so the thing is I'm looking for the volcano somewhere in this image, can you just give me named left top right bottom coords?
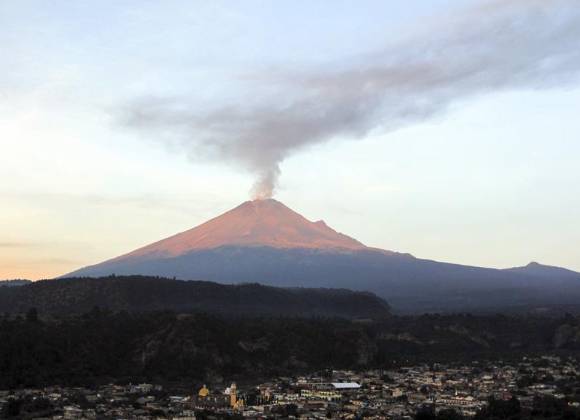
left=116, top=199, right=367, bottom=259
left=66, top=199, right=580, bottom=313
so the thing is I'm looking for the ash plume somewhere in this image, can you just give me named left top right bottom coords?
left=121, top=0, right=580, bottom=199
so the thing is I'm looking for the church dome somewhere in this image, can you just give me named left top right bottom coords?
left=198, top=385, right=210, bottom=398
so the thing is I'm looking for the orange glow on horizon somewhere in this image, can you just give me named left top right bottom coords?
left=0, top=257, right=78, bottom=281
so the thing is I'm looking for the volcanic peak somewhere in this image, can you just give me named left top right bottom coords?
left=116, top=198, right=367, bottom=260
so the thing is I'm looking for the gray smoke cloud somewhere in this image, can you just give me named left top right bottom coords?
left=121, top=0, right=580, bottom=199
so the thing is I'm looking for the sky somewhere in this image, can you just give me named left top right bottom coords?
left=1, top=0, right=580, bottom=279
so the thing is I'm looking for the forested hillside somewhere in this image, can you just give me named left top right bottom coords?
left=2, top=310, right=580, bottom=389
left=0, top=276, right=391, bottom=319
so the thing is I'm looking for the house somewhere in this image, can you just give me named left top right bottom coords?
left=331, top=382, right=361, bottom=391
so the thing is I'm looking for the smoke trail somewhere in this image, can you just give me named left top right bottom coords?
left=121, top=0, right=580, bottom=199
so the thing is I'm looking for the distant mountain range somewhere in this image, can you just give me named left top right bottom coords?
left=505, top=261, right=580, bottom=278
left=0, top=276, right=390, bottom=319
left=65, top=199, right=580, bottom=314
left=0, top=279, right=32, bottom=287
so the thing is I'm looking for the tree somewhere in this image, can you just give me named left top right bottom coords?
left=26, top=307, right=38, bottom=323
left=3, top=398, right=22, bottom=418
left=415, top=405, right=436, bottom=420
left=476, top=396, right=521, bottom=419
left=437, top=408, right=464, bottom=420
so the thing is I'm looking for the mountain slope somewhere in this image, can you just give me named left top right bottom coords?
left=115, top=199, right=366, bottom=261
left=66, top=199, right=580, bottom=314
left=505, top=261, right=580, bottom=279
left=67, top=199, right=404, bottom=280
left=0, top=276, right=391, bottom=319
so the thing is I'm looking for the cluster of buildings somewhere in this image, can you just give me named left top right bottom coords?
left=1, top=356, right=579, bottom=419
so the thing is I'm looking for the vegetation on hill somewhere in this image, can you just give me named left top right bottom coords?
left=0, top=279, right=32, bottom=287
left=0, top=276, right=391, bottom=319
left=1, top=309, right=580, bottom=389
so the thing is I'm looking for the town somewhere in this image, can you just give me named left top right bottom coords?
left=2, top=355, right=580, bottom=419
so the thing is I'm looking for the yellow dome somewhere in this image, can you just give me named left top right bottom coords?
left=198, top=385, right=210, bottom=398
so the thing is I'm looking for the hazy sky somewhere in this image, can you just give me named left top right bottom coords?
left=1, top=0, right=580, bottom=279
